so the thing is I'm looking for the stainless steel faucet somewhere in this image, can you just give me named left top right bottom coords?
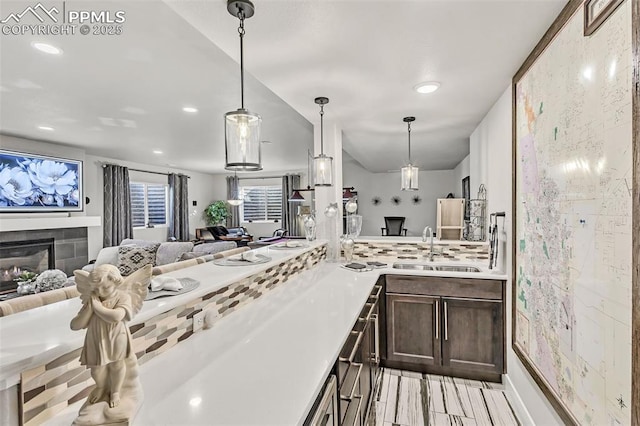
left=422, top=226, right=435, bottom=261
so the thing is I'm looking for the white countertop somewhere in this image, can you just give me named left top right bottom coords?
left=45, top=258, right=507, bottom=426
left=0, top=240, right=326, bottom=389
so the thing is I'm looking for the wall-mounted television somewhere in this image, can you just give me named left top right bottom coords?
left=0, top=150, right=83, bottom=212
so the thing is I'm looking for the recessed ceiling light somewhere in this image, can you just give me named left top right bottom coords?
left=182, top=107, right=198, bottom=113
left=414, top=82, right=440, bottom=94
left=31, top=42, right=62, bottom=55
left=153, top=150, right=163, bottom=154
left=38, top=126, right=54, bottom=131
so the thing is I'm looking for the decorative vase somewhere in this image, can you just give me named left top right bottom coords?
left=341, top=236, right=355, bottom=262
left=345, top=214, right=362, bottom=239
left=16, top=281, right=36, bottom=295
left=303, top=214, right=316, bottom=242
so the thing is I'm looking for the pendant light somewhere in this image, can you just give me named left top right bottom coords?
left=400, top=116, right=419, bottom=191
left=227, top=171, right=243, bottom=206
left=289, top=150, right=315, bottom=202
left=225, top=0, right=262, bottom=171
left=313, top=97, right=333, bottom=187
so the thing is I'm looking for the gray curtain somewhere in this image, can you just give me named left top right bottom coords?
left=103, top=164, right=133, bottom=247
left=169, top=173, right=190, bottom=241
left=282, top=174, right=301, bottom=236
left=226, top=175, right=240, bottom=228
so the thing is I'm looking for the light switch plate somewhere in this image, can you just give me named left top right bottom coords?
left=193, top=311, right=205, bottom=332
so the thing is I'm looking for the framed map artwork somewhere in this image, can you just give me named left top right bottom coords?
left=513, top=0, right=634, bottom=425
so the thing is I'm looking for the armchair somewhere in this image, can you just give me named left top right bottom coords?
left=381, top=216, right=407, bottom=236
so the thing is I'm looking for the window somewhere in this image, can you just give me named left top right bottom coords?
left=240, top=185, right=282, bottom=222
left=130, top=182, right=168, bottom=228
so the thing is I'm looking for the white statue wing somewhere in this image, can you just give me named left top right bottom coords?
left=121, top=264, right=152, bottom=316
left=73, top=270, right=93, bottom=304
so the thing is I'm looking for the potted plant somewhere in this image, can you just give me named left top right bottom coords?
left=204, top=201, right=229, bottom=226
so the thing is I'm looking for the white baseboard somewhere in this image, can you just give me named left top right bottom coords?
left=504, top=373, right=535, bottom=426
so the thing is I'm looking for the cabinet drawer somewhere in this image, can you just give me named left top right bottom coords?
left=386, top=275, right=502, bottom=300
left=342, top=396, right=363, bottom=426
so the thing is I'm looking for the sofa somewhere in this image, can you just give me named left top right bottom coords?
left=83, top=239, right=238, bottom=274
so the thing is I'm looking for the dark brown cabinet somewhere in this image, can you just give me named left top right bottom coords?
left=384, top=275, right=505, bottom=382
left=441, top=298, right=503, bottom=374
left=335, top=283, right=382, bottom=426
left=386, top=294, right=440, bottom=366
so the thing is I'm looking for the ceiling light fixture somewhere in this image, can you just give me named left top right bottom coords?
left=414, top=82, right=440, bottom=94
left=313, top=97, right=333, bottom=187
left=183, top=107, right=198, bottom=113
left=342, top=187, right=356, bottom=200
left=224, top=0, right=262, bottom=171
left=153, top=150, right=163, bottom=154
left=227, top=171, right=243, bottom=206
left=401, top=116, right=419, bottom=191
left=289, top=149, right=315, bottom=203
left=31, top=42, right=62, bottom=55
left=37, top=126, right=54, bottom=131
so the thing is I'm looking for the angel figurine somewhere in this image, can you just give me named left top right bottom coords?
left=71, top=264, right=151, bottom=410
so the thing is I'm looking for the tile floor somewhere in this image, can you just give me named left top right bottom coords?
left=369, top=369, right=520, bottom=426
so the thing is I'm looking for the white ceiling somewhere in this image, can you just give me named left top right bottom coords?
left=0, top=0, right=567, bottom=175
left=0, top=0, right=313, bottom=174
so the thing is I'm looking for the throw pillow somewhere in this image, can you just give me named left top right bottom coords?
left=117, top=244, right=160, bottom=276
left=177, top=251, right=198, bottom=262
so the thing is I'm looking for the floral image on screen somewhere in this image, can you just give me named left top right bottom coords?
left=0, top=150, right=83, bottom=212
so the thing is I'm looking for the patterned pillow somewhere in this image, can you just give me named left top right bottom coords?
left=117, top=244, right=160, bottom=276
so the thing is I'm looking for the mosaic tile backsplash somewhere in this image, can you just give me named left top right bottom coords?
left=352, top=241, right=489, bottom=261
left=19, top=245, right=327, bottom=425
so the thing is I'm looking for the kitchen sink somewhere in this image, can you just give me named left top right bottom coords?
left=434, top=266, right=481, bottom=272
left=391, top=263, right=481, bottom=273
left=392, top=263, right=433, bottom=270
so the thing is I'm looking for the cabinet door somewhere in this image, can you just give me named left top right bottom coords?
left=441, top=298, right=503, bottom=374
left=386, top=294, right=440, bottom=365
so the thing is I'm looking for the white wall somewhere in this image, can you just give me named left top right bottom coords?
left=0, top=134, right=225, bottom=259
left=453, top=154, right=470, bottom=196
left=342, top=157, right=457, bottom=237
left=471, top=87, right=562, bottom=425
left=84, top=154, right=223, bottom=258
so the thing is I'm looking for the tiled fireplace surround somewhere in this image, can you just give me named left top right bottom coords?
left=0, top=228, right=89, bottom=278
left=15, top=242, right=488, bottom=424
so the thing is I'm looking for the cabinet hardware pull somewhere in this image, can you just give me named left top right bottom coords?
left=340, top=363, right=363, bottom=401
left=372, top=313, right=379, bottom=364
left=435, top=300, right=439, bottom=340
left=444, top=301, right=448, bottom=341
left=339, top=331, right=364, bottom=363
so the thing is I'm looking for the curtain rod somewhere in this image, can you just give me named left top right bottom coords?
left=102, top=163, right=190, bottom=179
left=236, top=175, right=290, bottom=180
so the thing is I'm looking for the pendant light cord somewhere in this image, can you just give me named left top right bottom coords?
left=407, top=121, right=412, bottom=163
left=237, top=11, right=246, bottom=109
left=319, top=104, right=325, bottom=155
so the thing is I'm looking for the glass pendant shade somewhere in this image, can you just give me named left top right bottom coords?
left=288, top=190, right=305, bottom=202
left=227, top=198, right=243, bottom=206
left=401, top=164, right=419, bottom=191
left=314, top=154, right=333, bottom=187
left=225, top=109, right=262, bottom=171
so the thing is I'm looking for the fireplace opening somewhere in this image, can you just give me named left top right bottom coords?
left=0, top=238, right=55, bottom=294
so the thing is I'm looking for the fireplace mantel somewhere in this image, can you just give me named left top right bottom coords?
left=0, top=216, right=101, bottom=232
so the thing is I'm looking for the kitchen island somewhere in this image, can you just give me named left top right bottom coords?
left=3, top=239, right=507, bottom=425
